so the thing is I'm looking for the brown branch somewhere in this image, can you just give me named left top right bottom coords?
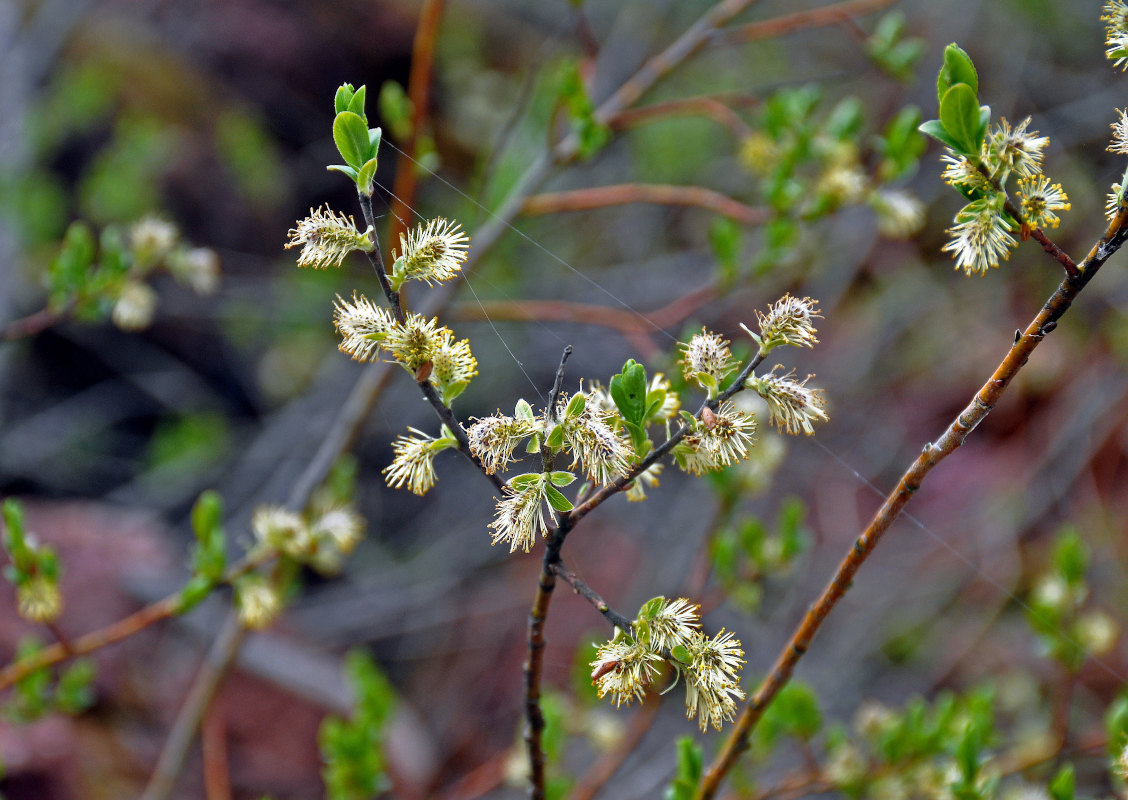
left=609, top=96, right=754, bottom=139
left=449, top=284, right=718, bottom=358
left=715, top=0, right=899, bottom=46
left=1, top=306, right=64, bottom=342
left=521, top=4, right=763, bottom=794
left=202, top=702, right=232, bottom=800
left=549, top=562, right=633, bottom=631
left=522, top=184, right=769, bottom=226
left=140, top=615, right=244, bottom=800
left=694, top=207, right=1128, bottom=800
left=388, top=0, right=445, bottom=249
left=592, top=0, right=761, bottom=127
left=0, top=556, right=263, bottom=691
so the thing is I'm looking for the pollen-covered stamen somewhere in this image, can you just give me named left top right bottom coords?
left=384, top=428, right=444, bottom=495
left=286, top=205, right=373, bottom=269
left=467, top=414, right=536, bottom=474
left=391, top=217, right=470, bottom=288
left=683, top=629, right=746, bottom=732
left=590, top=637, right=663, bottom=708
left=750, top=294, right=822, bottom=353
left=488, top=477, right=552, bottom=553
left=334, top=292, right=396, bottom=362
left=562, top=400, right=633, bottom=485
left=941, top=197, right=1017, bottom=276
left=748, top=368, right=828, bottom=436
left=680, top=328, right=735, bottom=393
left=986, top=117, right=1049, bottom=180
left=1017, top=175, right=1070, bottom=230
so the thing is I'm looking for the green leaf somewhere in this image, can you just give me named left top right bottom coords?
left=347, top=85, right=367, bottom=122
left=644, top=389, right=667, bottom=421
left=334, top=84, right=356, bottom=115
left=368, top=127, right=383, bottom=158
left=549, top=471, right=577, bottom=487
left=441, top=381, right=469, bottom=407
left=327, top=164, right=359, bottom=181
left=191, top=490, right=223, bottom=544
left=708, top=218, right=741, bottom=284
left=333, top=111, right=371, bottom=170
left=976, top=105, right=991, bottom=150
left=564, top=393, right=587, bottom=418
left=939, top=84, right=981, bottom=154
left=176, top=575, right=216, bottom=614
left=544, top=485, right=574, bottom=512
left=1049, top=765, right=1075, bottom=800
left=670, top=645, right=693, bottom=664
left=509, top=474, right=541, bottom=490
left=1053, top=526, right=1088, bottom=585
left=937, top=43, right=978, bottom=106
left=637, top=596, right=666, bottom=621
left=356, top=157, right=378, bottom=197
left=525, top=433, right=541, bottom=453
left=622, top=420, right=648, bottom=455
left=515, top=399, right=535, bottom=420
left=546, top=424, right=565, bottom=450
left=609, top=360, right=648, bottom=424
left=378, top=80, right=414, bottom=141
left=825, top=97, right=864, bottom=140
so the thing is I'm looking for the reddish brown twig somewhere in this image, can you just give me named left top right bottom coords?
left=694, top=207, right=1128, bottom=799
left=1, top=306, right=64, bottom=342
left=522, top=183, right=769, bottom=226
left=388, top=0, right=445, bottom=249
left=202, top=703, right=232, bottom=800
left=450, top=284, right=718, bottom=359
left=609, top=96, right=754, bottom=139
left=715, top=0, right=898, bottom=46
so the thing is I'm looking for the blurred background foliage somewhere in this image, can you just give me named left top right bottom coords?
left=2, top=0, right=1128, bottom=798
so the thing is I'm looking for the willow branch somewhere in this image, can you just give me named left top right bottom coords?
left=521, top=183, right=769, bottom=226
left=609, top=96, right=754, bottom=139
left=0, top=552, right=265, bottom=691
left=388, top=0, right=445, bottom=249
left=1, top=306, right=65, bottom=342
left=449, top=284, right=717, bottom=352
left=714, top=0, right=898, bottom=46
left=695, top=206, right=1128, bottom=800
left=549, top=561, right=633, bottom=631
left=139, top=615, right=244, bottom=800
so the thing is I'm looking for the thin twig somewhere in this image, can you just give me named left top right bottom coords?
left=449, top=284, right=718, bottom=359
left=140, top=615, right=244, bottom=800
left=714, top=0, right=897, bottom=46
left=0, top=306, right=64, bottom=342
left=609, top=96, right=754, bottom=139
left=388, top=0, right=446, bottom=250
left=549, top=346, right=574, bottom=413
left=694, top=207, right=1128, bottom=799
left=0, top=555, right=263, bottom=691
left=550, top=561, right=633, bottom=631
left=522, top=183, right=769, bottom=226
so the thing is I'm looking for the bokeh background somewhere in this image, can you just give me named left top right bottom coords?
left=2, top=0, right=1128, bottom=798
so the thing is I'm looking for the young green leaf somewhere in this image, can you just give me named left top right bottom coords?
left=334, top=84, right=356, bottom=115
left=937, top=43, right=978, bottom=105
left=333, top=111, right=371, bottom=170
left=347, top=85, right=367, bottom=122
left=939, top=84, right=981, bottom=154
left=564, top=392, right=587, bottom=418
left=546, top=424, right=565, bottom=451
left=1048, top=764, right=1075, bottom=800
left=544, top=485, right=574, bottom=512
left=637, top=596, right=666, bottom=621
left=609, top=360, right=648, bottom=424
left=549, top=471, right=577, bottom=487
left=356, top=157, right=379, bottom=197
